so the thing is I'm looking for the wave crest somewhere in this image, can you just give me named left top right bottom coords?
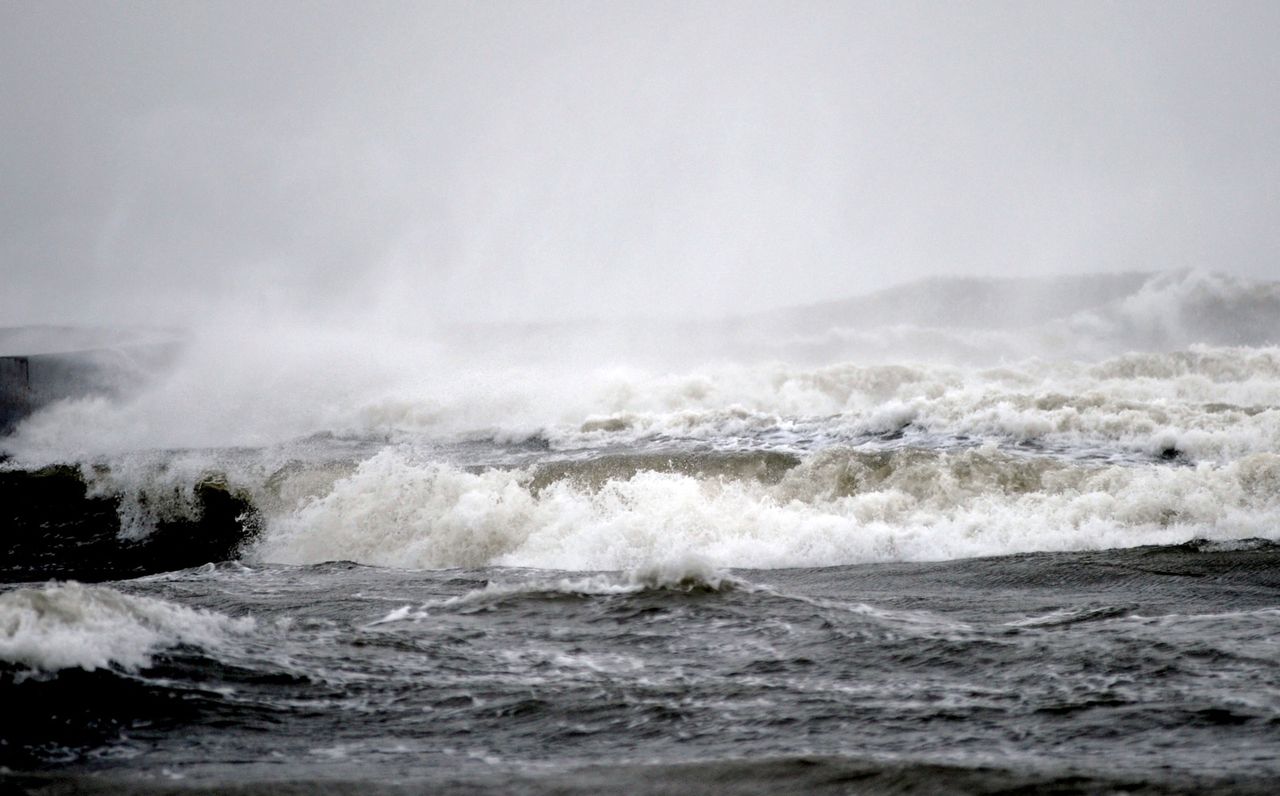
left=252, top=448, right=1280, bottom=571
left=0, top=582, right=251, bottom=675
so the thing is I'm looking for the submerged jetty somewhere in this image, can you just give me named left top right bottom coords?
left=0, top=326, right=182, bottom=434
left=0, top=465, right=258, bottom=583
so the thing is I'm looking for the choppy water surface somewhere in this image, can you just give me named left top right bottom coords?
left=3, top=273, right=1280, bottom=793
left=4, top=545, right=1280, bottom=794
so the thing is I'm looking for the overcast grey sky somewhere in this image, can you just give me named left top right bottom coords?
left=2, top=1, right=1277, bottom=326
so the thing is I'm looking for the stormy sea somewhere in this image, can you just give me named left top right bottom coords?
left=3, top=271, right=1280, bottom=795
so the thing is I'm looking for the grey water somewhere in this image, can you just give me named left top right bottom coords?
left=5, top=539, right=1280, bottom=795
left=6, top=4, right=1280, bottom=793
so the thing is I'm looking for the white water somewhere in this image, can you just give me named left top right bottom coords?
left=3, top=271, right=1278, bottom=571
left=249, top=446, right=1280, bottom=571
left=0, top=582, right=251, bottom=674
left=4, top=271, right=1277, bottom=457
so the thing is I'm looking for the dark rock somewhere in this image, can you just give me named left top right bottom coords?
left=0, top=466, right=258, bottom=583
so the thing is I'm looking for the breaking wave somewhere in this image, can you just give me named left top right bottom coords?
left=0, top=582, right=251, bottom=675
left=515, top=344, right=1280, bottom=462
left=4, top=270, right=1278, bottom=456
left=4, top=270, right=1278, bottom=575
left=251, top=447, right=1280, bottom=571
left=373, top=557, right=744, bottom=623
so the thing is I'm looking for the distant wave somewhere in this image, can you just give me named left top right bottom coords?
left=757, top=269, right=1280, bottom=362
left=354, top=344, right=1280, bottom=462
left=4, top=269, right=1278, bottom=455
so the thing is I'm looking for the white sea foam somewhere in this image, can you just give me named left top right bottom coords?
left=521, top=345, right=1280, bottom=461
left=5, top=272, right=1277, bottom=568
left=5, top=271, right=1277, bottom=461
left=252, top=447, right=1280, bottom=571
left=0, top=582, right=252, bottom=674
left=5, top=342, right=1278, bottom=557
